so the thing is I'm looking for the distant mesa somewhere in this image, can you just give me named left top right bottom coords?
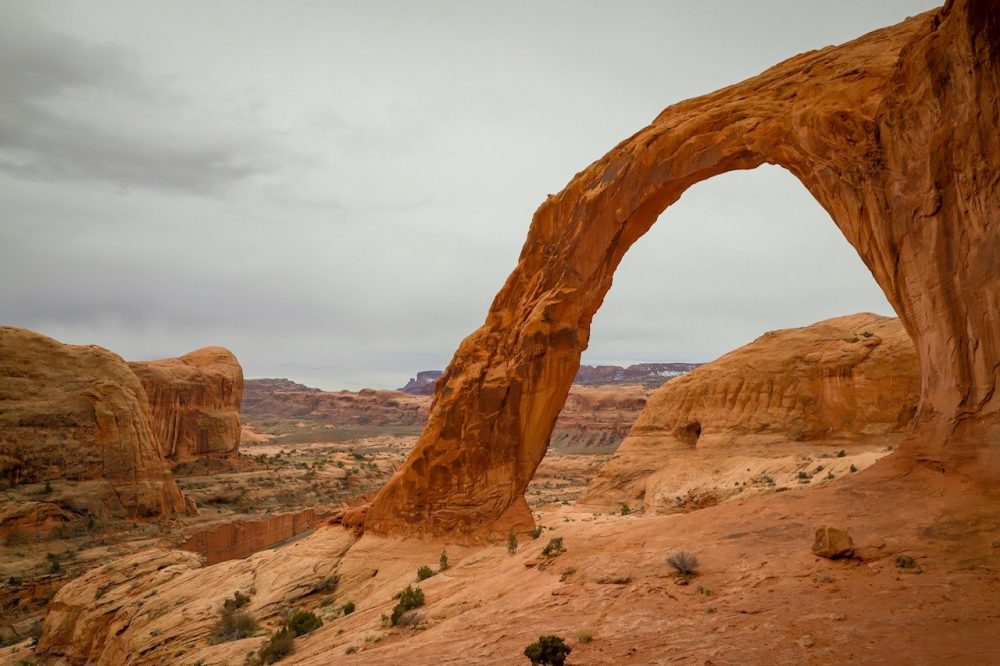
left=398, top=370, right=444, bottom=395
left=398, top=363, right=699, bottom=395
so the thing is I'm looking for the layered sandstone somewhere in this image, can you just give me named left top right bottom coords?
left=129, top=347, right=244, bottom=461
left=178, top=509, right=318, bottom=565
left=351, top=0, right=1000, bottom=540
left=0, top=327, right=186, bottom=518
left=580, top=314, right=919, bottom=511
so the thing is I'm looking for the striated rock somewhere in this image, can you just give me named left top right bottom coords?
left=354, top=0, right=1000, bottom=540
left=129, top=347, right=244, bottom=461
left=812, top=527, right=855, bottom=559
left=178, top=509, right=318, bottom=565
left=579, top=314, right=918, bottom=510
left=36, top=527, right=354, bottom=665
left=550, top=383, right=652, bottom=450
left=0, top=327, right=186, bottom=518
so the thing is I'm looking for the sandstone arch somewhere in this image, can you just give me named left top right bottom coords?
left=350, top=0, right=999, bottom=539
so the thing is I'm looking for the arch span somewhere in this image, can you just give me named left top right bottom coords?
left=348, top=0, right=999, bottom=539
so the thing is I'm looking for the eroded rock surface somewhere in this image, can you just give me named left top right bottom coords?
left=0, top=327, right=186, bottom=518
left=129, top=347, right=244, bottom=462
left=580, top=314, right=918, bottom=511
left=355, top=0, right=1000, bottom=540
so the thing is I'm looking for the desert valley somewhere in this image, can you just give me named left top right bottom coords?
left=1, top=1, right=999, bottom=664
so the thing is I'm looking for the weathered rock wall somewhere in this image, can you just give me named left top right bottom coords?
left=0, top=327, right=186, bottom=518
left=178, top=509, right=318, bottom=565
left=129, top=347, right=243, bottom=462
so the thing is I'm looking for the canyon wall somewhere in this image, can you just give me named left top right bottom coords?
left=0, top=327, right=186, bottom=518
left=349, top=0, right=1000, bottom=540
left=580, top=314, right=919, bottom=511
left=129, top=347, right=243, bottom=462
left=178, top=509, right=318, bottom=565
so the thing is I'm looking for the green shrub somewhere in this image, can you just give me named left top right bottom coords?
left=287, top=609, right=322, bottom=637
left=541, top=537, right=564, bottom=557
left=528, top=526, right=543, bottom=539
left=798, top=471, right=808, bottom=480
left=390, top=585, right=425, bottom=626
left=211, top=607, right=259, bottom=643
left=507, top=529, right=519, bottom=555
left=836, top=449, right=847, bottom=457
left=342, top=601, right=355, bottom=615
left=223, top=591, right=251, bottom=611
left=439, top=548, right=449, bottom=571
left=524, top=635, right=572, bottom=665
left=416, top=565, right=435, bottom=581
left=894, top=554, right=917, bottom=569
left=256, top=627, right=294, bottom=664
left=850, top=464, right=858, bottom=473
left=666, top=551, right=699, bottom=577
left=620, top=503, right=631, bottom=516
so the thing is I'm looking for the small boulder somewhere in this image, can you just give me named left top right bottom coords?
left=812, top=526, right=854, bottom=559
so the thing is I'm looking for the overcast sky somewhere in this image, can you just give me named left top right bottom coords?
left=1, top=1, right=939, bottom=390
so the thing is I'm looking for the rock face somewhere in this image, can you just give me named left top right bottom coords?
left=0, top=327, right=186, bottom=518
left=240, top=377, right=321, bottom=413
left=178, top=509, right=318, bottom=565
left=350, top=1, right=1000, bottom=540
left=398, top=370, right=444, bottom=395
left=580, top=314, right=918, bottom=510
left=129, top=347, right=243, bottom=462
left=550, top=383, right=652, bottom=450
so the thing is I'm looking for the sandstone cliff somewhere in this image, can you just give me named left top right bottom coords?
left=0, top=327, right=186, bottom=518
left=580, top=314, right=919, bottom=511
left=242, top=382, right=430, bottom=426
left=129, top=347, right=243, bottom=462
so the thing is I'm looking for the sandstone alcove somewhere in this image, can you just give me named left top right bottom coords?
left=344, top=0, right=999, bottom=540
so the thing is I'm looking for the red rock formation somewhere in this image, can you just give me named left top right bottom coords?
left=0, top=327, right=186, bottom=518
left=129, top=347, right=243, bottom=462
left=580, top=314, right=918, bottom=510
left=353, top=0, right=1000, bottom=540
left=178, top=509, right=318, bottom=565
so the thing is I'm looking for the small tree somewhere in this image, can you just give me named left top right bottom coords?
left=507, top=529, right=519, bottom=555
left=417, top=565, right=435, bottom=581
left=287, top=609, right=322, bottom=637
left=541, top=537, right=565, bottom=557
left=390, top=585, right=425, bottom=626
left=439, top=548, right=449, bottom=571
left=255, top=628, right=294, bottom=664
left=524, top=635, right=572, bottom=666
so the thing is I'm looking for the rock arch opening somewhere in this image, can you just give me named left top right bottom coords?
left=344, top=0, right=1000, bottom=540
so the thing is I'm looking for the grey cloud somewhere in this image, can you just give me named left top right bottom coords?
left=0, top=14, right=273, bottom=195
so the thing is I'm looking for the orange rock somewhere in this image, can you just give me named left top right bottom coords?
left=361, top=0, right=1000, bottom=540
left=0, top=327, right=186, bottom=518
left=580, top=314, right=918, bottom=510
left=129, top=347, right=243, bottom=461
left=812, top=526, right=855, bottom=559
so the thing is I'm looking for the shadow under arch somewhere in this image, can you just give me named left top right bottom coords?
left=345, top=1, right=1000, bottom=540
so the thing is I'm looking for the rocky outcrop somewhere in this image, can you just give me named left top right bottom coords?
left=179, top=509, right=318, bottom=565
left=0, top=327, right=186, bottom=518
left=129, top=347, right=243, bottom=462
left=350, top=0, right=1000, bottom=540
left=551, top=383, right=652, bottom=450
left=36, top=528, right=352, bottom=665
left=398, top=371, right=444, bottom=395
left=579, top=314, right=919, bottom=510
